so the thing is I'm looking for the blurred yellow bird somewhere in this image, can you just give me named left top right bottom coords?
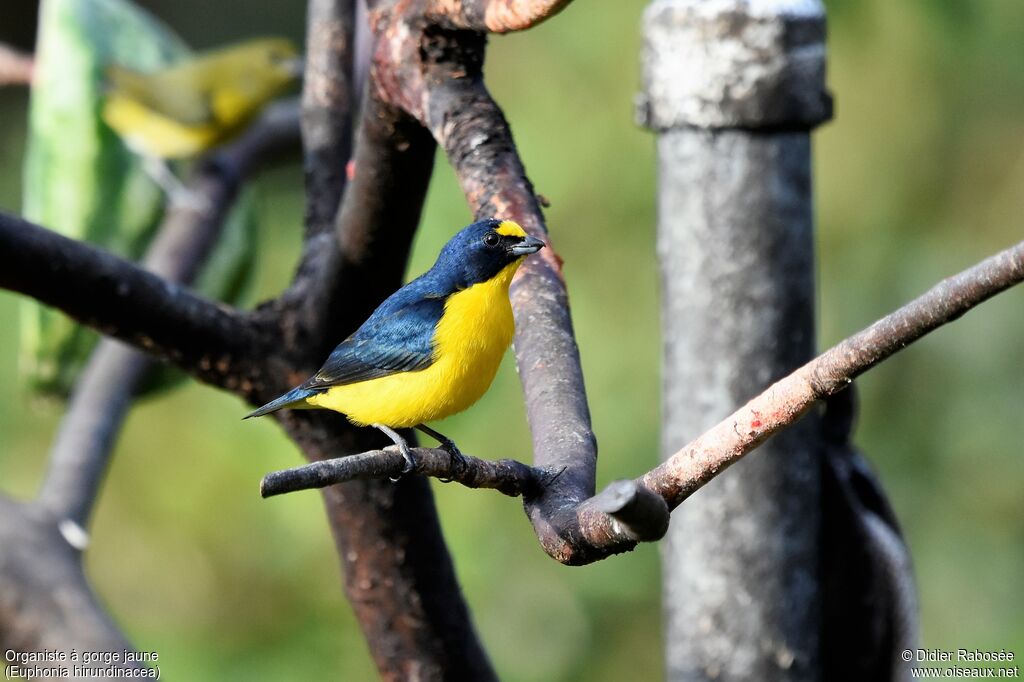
left=102, top=37, right=301, bottom=160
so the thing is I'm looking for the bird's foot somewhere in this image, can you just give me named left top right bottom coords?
left=415, top=424, right=467, bottom=483
left=167, top=186, right=213, bottom=215
left=372, top=423, right=415, bottom=481
left=141, top=155, right=211, bottom=215
left=438, top=441, right=469, bottom=484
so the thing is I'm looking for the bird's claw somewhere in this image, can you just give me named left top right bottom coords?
left=437, top=439, right=467, bottom=484
left=400, top=443, right=416, bottom=475
left=373, top=423, right=416, bottom=482
left=388, top=441, right=416, bottom=482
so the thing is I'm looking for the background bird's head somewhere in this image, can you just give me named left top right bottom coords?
left=222, top=37, right=303, bottom=94
left=434, top=219, right=545, bottom=289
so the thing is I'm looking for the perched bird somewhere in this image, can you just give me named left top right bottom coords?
left=246, top=219, right=545, bottom=472
left=102, top=38, right=301, bottom=195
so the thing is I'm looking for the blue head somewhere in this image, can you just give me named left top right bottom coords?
left=430, top=219, right=545, bottom=289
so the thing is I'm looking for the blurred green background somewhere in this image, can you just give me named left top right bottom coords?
left=1, top=0, right=1022, bottom=679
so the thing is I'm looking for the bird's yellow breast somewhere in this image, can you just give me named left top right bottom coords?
left=103, top=95, right=222, bottom=159
left=307, top=259, right=523, bottom=427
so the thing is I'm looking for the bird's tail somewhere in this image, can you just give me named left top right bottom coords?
left=244, top=386, right=318, bottom=419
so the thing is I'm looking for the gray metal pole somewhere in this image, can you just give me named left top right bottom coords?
left=639, top=1, right=831, bottom=680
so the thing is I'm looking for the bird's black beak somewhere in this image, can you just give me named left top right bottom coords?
left=509, top=235, right=545, bottom=257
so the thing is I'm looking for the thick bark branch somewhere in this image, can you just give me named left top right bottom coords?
left=326, top=97, right=437, bottom=342
left=427, top=0, right=574, bottom=32
left=400, top=30, right=601, bottom=561
left=278, top=94, right=437, bottom=356
left=301, top=0, right=355, bottom=236
left=0, top=211, right=257, bottom=386
left=427, top=84, right=601, bottom=553
left=0, top=499, right=143, bottom=675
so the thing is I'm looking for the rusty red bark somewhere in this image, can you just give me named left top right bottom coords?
left=426, top=0, right=573, bottom=32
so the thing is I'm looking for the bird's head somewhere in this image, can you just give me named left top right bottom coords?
left=257, top=38, right=305, bottom=79
left=223, top=38, right=303, bottom=92
left=435, top=219, right=546, bottom=288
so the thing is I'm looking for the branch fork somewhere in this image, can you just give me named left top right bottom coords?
left=261, top=237, right=1024, bottom=564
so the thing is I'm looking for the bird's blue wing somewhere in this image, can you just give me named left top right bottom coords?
left=304, top=294, right=446, bottom=388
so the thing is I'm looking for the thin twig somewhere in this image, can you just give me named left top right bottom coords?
left=261, top=447, right=544, bottom=498
left=645, top=238, right=1024, bottom=510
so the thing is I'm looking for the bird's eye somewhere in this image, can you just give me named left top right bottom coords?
left=483, top=232, right=501, bottom=248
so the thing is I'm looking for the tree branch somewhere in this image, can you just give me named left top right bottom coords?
left=35, top=342, right=150, bottom=531
left=0, top=211, right=257, bottom=386
left=0, top=498, right=144, bottom=675
left=275, top=412, right=498, bottom=680
left=261, top=446, right=546, bottom=498
left=260, top=237, right=1024, bottom=563
left=643, top=238, right=1024, bottom=510
left=415, top=29, right=600, bottom=562
left=426, top=0, right=575, bottom=33
left=275, top=0, right=357, bottom=348
left=276, top=1, right=431, bottom=356
left=301, top=0, right=355, bottom=237
left=277, top=93, right=436, bottom=357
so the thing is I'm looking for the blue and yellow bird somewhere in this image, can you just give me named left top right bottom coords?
left=245, top=218, right=545, bottom=470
